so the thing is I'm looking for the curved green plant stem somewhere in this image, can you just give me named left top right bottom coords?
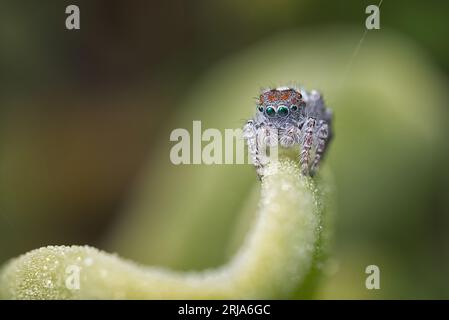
left=0, top=158, right=329, bottom=299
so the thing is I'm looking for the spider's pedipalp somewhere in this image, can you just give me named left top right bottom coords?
left=279, top=123, right=301, bottom=148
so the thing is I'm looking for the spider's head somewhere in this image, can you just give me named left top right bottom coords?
left=256, top=87, right=305, bottom=124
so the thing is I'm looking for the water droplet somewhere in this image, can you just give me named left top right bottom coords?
left=84, top=257, right=93, bottom=266
left=44, top=279, right=54, bottom=288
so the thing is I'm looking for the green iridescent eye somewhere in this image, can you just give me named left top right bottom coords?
left=277, top=105, right=289, bottom=117
left=291, top=105, right=298, bottom=111
left=266, top=106, right=276, bottom=117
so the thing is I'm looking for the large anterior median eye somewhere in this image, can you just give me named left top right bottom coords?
left=266, top=106, right=276, bottom=117
left=277, top=105, right=289, bottom=117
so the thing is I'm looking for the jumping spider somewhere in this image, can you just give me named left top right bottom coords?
left=243, top=86, right=333, bottom=177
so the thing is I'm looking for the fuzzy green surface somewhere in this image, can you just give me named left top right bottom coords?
left=0, top=159, right=328, bottom=299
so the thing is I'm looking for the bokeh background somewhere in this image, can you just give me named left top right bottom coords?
left=1, top=0, right=448, bottom=299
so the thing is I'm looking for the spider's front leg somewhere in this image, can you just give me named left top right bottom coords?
left=243, top=120, right=277, bottom=179
left=310, top=120, right=330, bottom=176
left=299, top=117, right=316, bottom=175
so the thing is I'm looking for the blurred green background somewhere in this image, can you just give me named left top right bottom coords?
left=0, top=0, right=448, bottom=299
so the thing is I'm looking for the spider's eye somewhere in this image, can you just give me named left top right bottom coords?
left=258, top=106, right=264, bottom=112
left=266, top=106, right=276, bottom=117
left=277, top=105, right=289, bottom=117
left=290, top=105, right=298, bottom=111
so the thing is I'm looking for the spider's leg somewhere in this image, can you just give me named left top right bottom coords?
left=300, top=117, right=316, bottom=175
left=310, top=120, right=329, bottom=176
left=256, top=123, right=279, bottom=178
left=243, top=120, right=267, bottom=179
